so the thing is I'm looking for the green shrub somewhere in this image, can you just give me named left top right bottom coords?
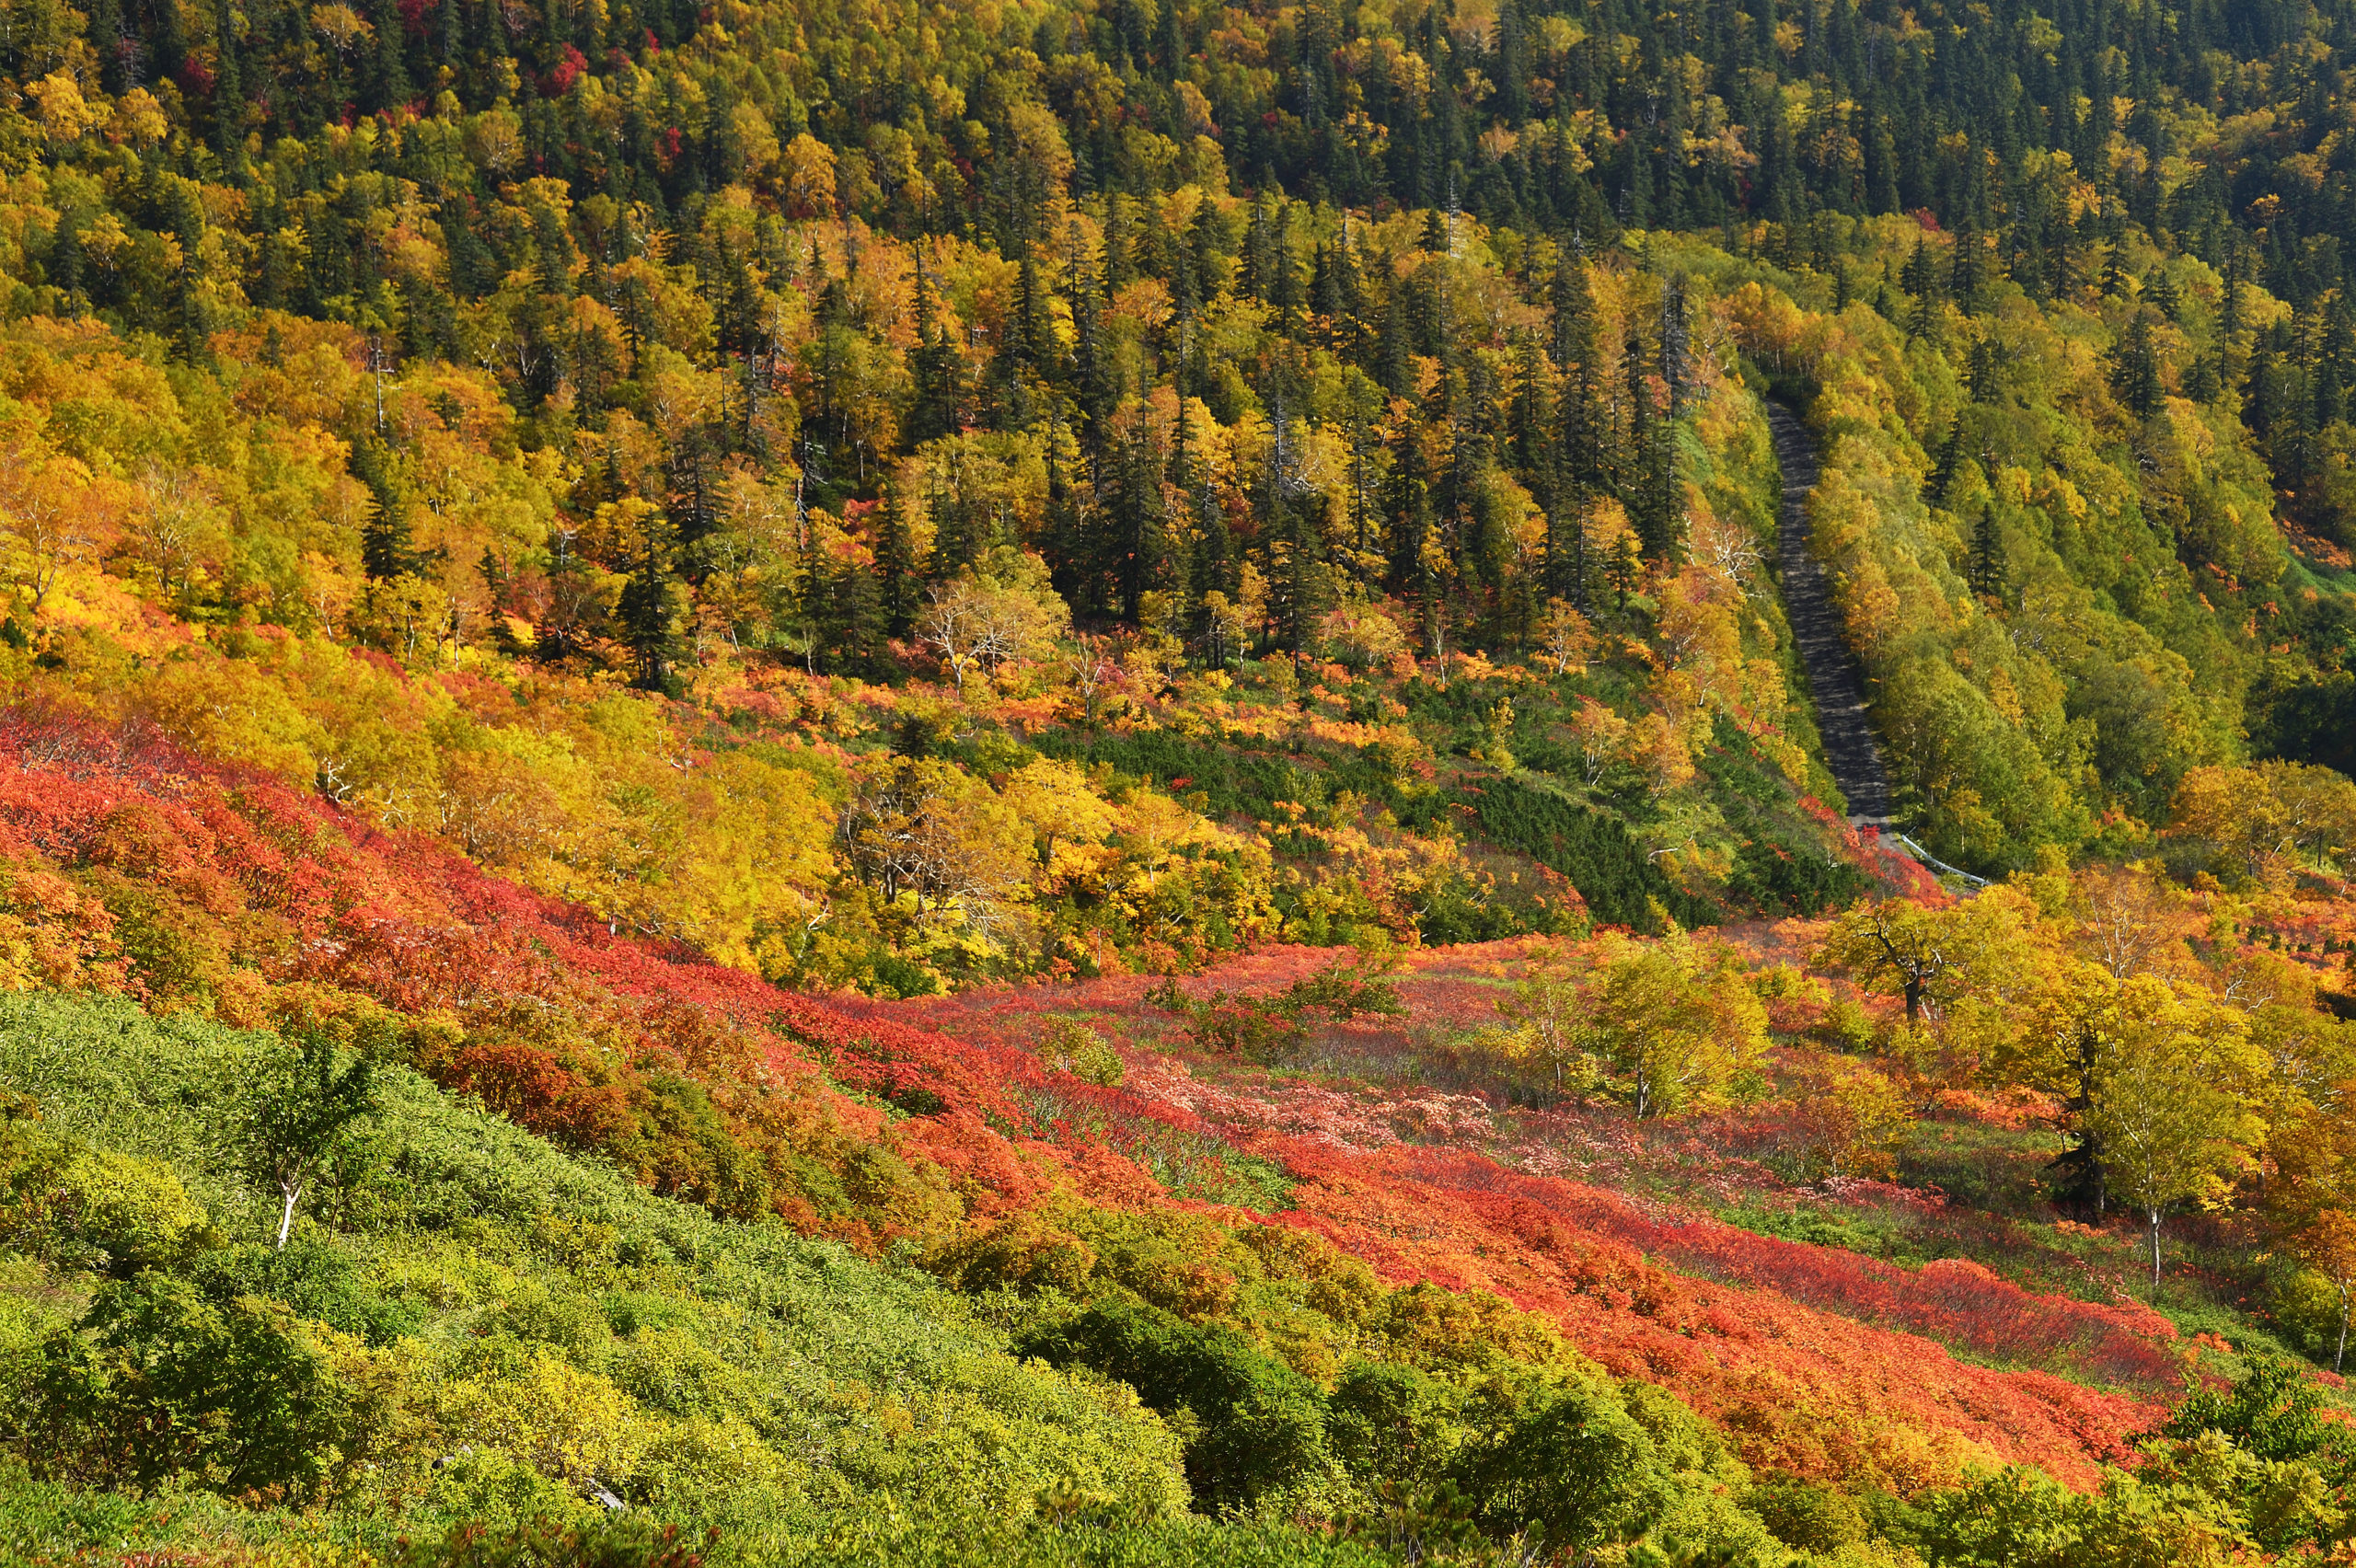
left=25, top=1273, right=365, bottom=1500
left=394, top=1517, right=716, bottom=1568
left=1461, top=777, right=1716, bottom=932
left=1447, top=1374, right=1663, bottom=1552
left=1745, top=1478, right=1867, bottom=1551
left=2163, top=1353, right=2347, bottom=1468
left=1019, top=1301, right=1334, bottom=1513
left=1327, top=1361, right=1465, bottom=1493
left=769, top=1508, right=1400, bottom=1567
left=1727, top=834, right=1872, bottom=917
left=0, top=1122, right=218, bottom=1277
left=1036, top=1018, right=1126, bottom=1088
left=197, top=1238, right=428, bottom=1345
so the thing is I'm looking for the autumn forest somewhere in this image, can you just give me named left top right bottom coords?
left=6, top=0, right=2356, bottom=1561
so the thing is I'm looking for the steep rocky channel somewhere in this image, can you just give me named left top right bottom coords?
left=1767, top=400, right=1898, bottom=827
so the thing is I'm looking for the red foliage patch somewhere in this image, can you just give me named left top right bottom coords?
left=0, top=704, right=2172, bottom=1487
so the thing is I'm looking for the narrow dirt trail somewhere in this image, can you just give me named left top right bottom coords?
left=1767, top=400, right=1897, bottom=827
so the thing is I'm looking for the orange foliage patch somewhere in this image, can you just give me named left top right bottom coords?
left=0, top=703, right=2176, bottom=1489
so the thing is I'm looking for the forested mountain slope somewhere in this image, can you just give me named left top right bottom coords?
left=5, top=0, right=2356, bottom=1562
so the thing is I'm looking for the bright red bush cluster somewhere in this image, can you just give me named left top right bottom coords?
left=1261, top=1141, right=2161, bottom=1488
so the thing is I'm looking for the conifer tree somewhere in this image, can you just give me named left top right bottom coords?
left=1553, top=249, right=1603, bottom=562
left=2110, top=313, right=2165, bottom=421
left=618, top=510, right=685, bottom=692
left=353, top=440, right=410, bottom=582
left=1112, top=423, right=1170, bottom=624
left=1903, top=239, right=1941, bottom=340
left=1926, top=423, right=1963, bottom=506
left=1658, top=274, right=1692, bottom=420
left=875, top=485, right=923, bottom=640
left=1377, top=285, right=1412, bottom=397
left=1510, top=335, right=1552, bottom=483
left=908, top=263, right=962, bottom=444
left=1968, top=334, right=2001, bottom=403
left=815, top=542, right=882, bottom=676
left=1624, top=348, right=1674, bottom=560
left=1385, top=422, right=1433, bottom=596
left=1269, top=202, right=1305, bottom=332
left=1950, top=217, right=1983, bottom=310
left=1969, top=504, right=2004, bottom=602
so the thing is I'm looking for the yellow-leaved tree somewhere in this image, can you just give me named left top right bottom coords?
left=834, top=756, right=1031, bottom=947
left=921, top=548, right=1071, bottom=696
left=2062, top=974, right=2268, bottom=1286
left=1576, top=934, right=1768, bottom=1120
left=2268, top=1109, right=2356, bottom=1369
left=1492, top=962, right=1591, bottom=1095
left=997, top=758, right=1119, bottom=893
left=1817, top=889, right=2045, bottom=1102
left=1815, top=889, right=2041, bottom=1027
left=2168, top=761, right=2356, bottom=888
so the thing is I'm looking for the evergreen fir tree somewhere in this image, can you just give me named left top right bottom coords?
left=874, top=485, right=922, bottom=640
left=819, top=545, right=883, bottom=676
left=1950, top=217, right=1983, bottom=310
left=1549, top=242, right=1590, bottom=372
left=1969, top=503, right=2004, bottom=601
left=1419, top=207, right=1449, bottom=254
left=1926, top=422, right=1962, bottom=505
left=1378, top=283, right=1412, bottom=397
left=1190, top=199, right=1225, bottom=306
left=1510, top=335, right=1552, bottom=484
left=353, top=439, right=410, bottom=582
left=212, top=0, right=243, bottom=166
left=370, top=0, right=411, bottom=111
left=1192, top=474, right=1231, bottom=605
left=1625, top=349, right=1674, bottom=559
left=1241, top=198, right=1270, bottom=303
left=1311, top=240, right=1342, bottom=347
left=1608, top=530, right=1642, bottom=611
left=1903, top=239, right=1941, bottom=340
left=1553, top=249, right=1601, bottom=512
left=1968, top=333, right=2001, bottom=403
left=1153, top=0, right=1181, bottom=78
left=1334, top=226, right=1366, bottom=361
left=2109, top=312, right=2165, bottom=421
left=1659, top=274, right=1692, bottom=419
left=1113, top=424, right=1170, bottom=624
left=1545, top=487, right=1585, bottom=607
left=618, top=511, right=685, bottom=692
left=1270, top=202, right=1303, bottom=333
left=908, top=262, right=962, bottom=444
left=1384, top=422, right=1433, bottom=594
left=1015, top=252, right=1051, bottom=373
left=1103, top=194, right=1135, bottom=288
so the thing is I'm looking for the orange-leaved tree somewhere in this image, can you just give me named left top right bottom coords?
left=2267, top=1106, right=2356, bottom=1370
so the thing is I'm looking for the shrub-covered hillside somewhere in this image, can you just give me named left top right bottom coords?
left=6, top=0, right=2356, bottom=1560
left=6, top=694, right=2356, bottom=1565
